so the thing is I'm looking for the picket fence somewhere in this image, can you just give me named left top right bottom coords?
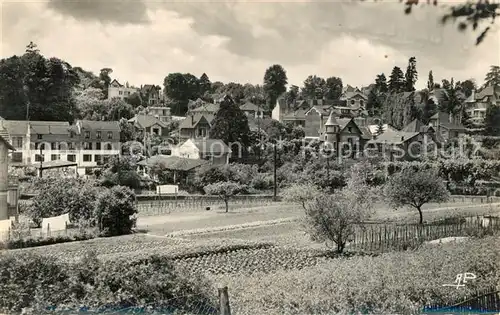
left=423, top=286, right=500, bottom=314
left=347, top=215, right=500, bottom=252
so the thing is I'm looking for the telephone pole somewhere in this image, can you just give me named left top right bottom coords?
left=273, top=143, right=277, bottom=201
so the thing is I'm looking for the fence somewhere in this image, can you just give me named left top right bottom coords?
left=424, top=286, right=500, bottom=313
left=0, top=221, right=82, bottom=243
left=449, top=195, right=500, bottom=203
left=136, top=196, right=279, bottom=216
left=347, top=215, right=500, bottom=252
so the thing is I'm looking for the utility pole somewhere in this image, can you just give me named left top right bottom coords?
left=273, top=143, right=277, bottom=201
left=39, top=146, right=43, bottom=178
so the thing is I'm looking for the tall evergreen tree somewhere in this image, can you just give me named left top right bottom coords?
left=388, top=67, right=405, bottom=93
left=404, top=57, right=418, bottom=92
left=210, top=95, right=250, bottom=148
left=375, top=73, right=388, bottom=93
left=366, top=90, right=383, bottom=116
left=427, top=71, right=434, bottom=91
left=263, top=64, right=288, bottom=110
left=483, top=65, right=500, bottom=88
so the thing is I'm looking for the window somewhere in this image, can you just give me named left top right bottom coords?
left=96, top=131, right=101, bottom=139
left=68, top=142, right=75, bottom=150
left=67, top=154, right=76, bottom=162
left=83, top=154, right=92, bottom=162
left=51, top=142, right=57, bottom=150
left=152, top=128, right=160, bottom=135
left=12, top=137, right=23, bottom=149
left=69, top=132, right=74, bottom=138
left=350, top=100, right=355, bottom=105
left=348, top=127, right=353, bottom=133
left=37, top=134, right=42, bottom=140
left=39, top=143, right=45, bottom=150
left=107, top=131, right=113, bottom=140
left=94, top=155, right=102, bottom=164
left=51, top=154, right=60, bottom=161
left=84, top=131, right=90, bottom=139
left=83, top=142, right=92, bottom=150
left=11, top=152, right=22, bottom=162
left=35, top=154, right=44, bottom=162
left=105, top=143, right=113, bottom=150
left=119, top=91, right=123, bottom=95
left=95, top=142, right=101, bottom=150
left=360, top=100, right=364, bottom=106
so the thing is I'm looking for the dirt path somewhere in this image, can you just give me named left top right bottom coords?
left=138, top=201, right=500, bottom=236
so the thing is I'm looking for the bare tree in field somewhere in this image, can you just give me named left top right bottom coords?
left=384, top=168, right=450, bottom=224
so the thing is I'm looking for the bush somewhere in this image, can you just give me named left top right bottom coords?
left=0, top=231, right=98, bottom=250
left=94, top=186, right=138, bottom=236
left=222, top=237, right=499, bottom=315
left=25, top=178, right=99, bottom=227
left=0, top=252, right=217, bottom=315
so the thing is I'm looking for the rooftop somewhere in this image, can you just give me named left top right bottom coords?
left=190, top=139, right=232, bottom=154
left=137, top=155, right=209, bottom=172
left=129, top=115, right=167, bottom=129
left=372, top=130, right=420, bottom=144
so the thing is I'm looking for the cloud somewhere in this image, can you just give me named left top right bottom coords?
left=47, top=0, right=150, bottom=25
left=0, top=0, right=498, bottom=91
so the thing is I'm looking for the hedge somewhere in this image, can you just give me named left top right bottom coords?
left=384, top=159, right=500, bottom=184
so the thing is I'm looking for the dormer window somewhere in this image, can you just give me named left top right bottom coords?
left=37, top=134, right=42, bottom=140
left=107, top=131, right=113, bottom=140
left=96, top=131, right=101, bottom=139
left=84, top=131, right=90, bottom=139
left=351, top=100, right=355, bottom=105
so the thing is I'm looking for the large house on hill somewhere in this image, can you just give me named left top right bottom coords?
left=108, top=79, right=138, bottom=100
left=179, top=114, right=214, bottom=140
left=428, top=112, right=466, bottom=142
left=140, top=84, right=162, bottom=106
left=465, top=84, right=500, bottom=125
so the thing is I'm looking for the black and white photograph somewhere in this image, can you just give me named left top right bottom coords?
left=0, top=0, right=499, bottom=314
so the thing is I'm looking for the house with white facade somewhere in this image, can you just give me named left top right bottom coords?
left=108, top=79, right=138, bottom=100
left=173, top=139, right=231, bottom=165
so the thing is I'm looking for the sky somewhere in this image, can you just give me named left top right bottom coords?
left=1, top=0, right=499, bottom=91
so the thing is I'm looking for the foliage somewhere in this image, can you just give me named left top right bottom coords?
left=384, top=168, right=450, bottom=224
left=204, top=181, right=246, bottom=212
left=483, top=65, right=500, bottom=88
left=0, top=46, right=79, bottom=122
left=304, top=186, right=375, bottom=253
left=388, top=66, right=405, bottom=93
left=25, top=178, right=99, bottom=227
left=404, top=57, right=418, bottom=92
left=324, top=76, right=343, bottom=100
left=209, top=95, right=250, bottom=148
left=163, top=73, right=201, bottom=116
left=263, top=64, right=288, bottom=109
left=94, top=186, right=138, bottom=236
left=281, top=183, right=322, bottom=211
left=0, top=252, right=217, bottom=315
left=100, top=156, right=142, bottom=190
left=302, top=75, right=326, bottom=99
left=223, top=236, right=500, bottom=315
left=0, top=230, right=98, bottom=250
left=484, top=105, right=500, bottom=136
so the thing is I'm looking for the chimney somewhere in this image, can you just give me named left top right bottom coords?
left=191, top=114, right=194, bottom=125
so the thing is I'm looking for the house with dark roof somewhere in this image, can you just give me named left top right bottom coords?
left=340, top=86, right=368, bottom=109
left=370, top=127, right=438, bottom=161
left=136, top=155, right=209, bottom=185
left=428, top=112, right=466, bottom=142
left=128, top=115, right=169, bottom=138
left=179, top=114, right=214, bottom=140
left=1, top=119, right=71, bottom=165
left=240, top=101, right=266, bottom=119
left=465, top=85, right=500, bottom=125
left=174, top=139, right=232, bottom=165
left=402, top=118, right=444, bottom=145
left=140, top=84, right=162, bottom=106
left=321, top=113, right=372, bottom=158
left=74, top=120, right=121, bottom=175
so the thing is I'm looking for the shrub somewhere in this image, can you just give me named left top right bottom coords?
left=25, top=178, right=98, bottom=227
left=0, top=252, right=217, bottom=315
left=94, top=186, right=138, bottom=236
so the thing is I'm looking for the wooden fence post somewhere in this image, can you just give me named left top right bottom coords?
left=218, top=286, right=231, bottom=315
